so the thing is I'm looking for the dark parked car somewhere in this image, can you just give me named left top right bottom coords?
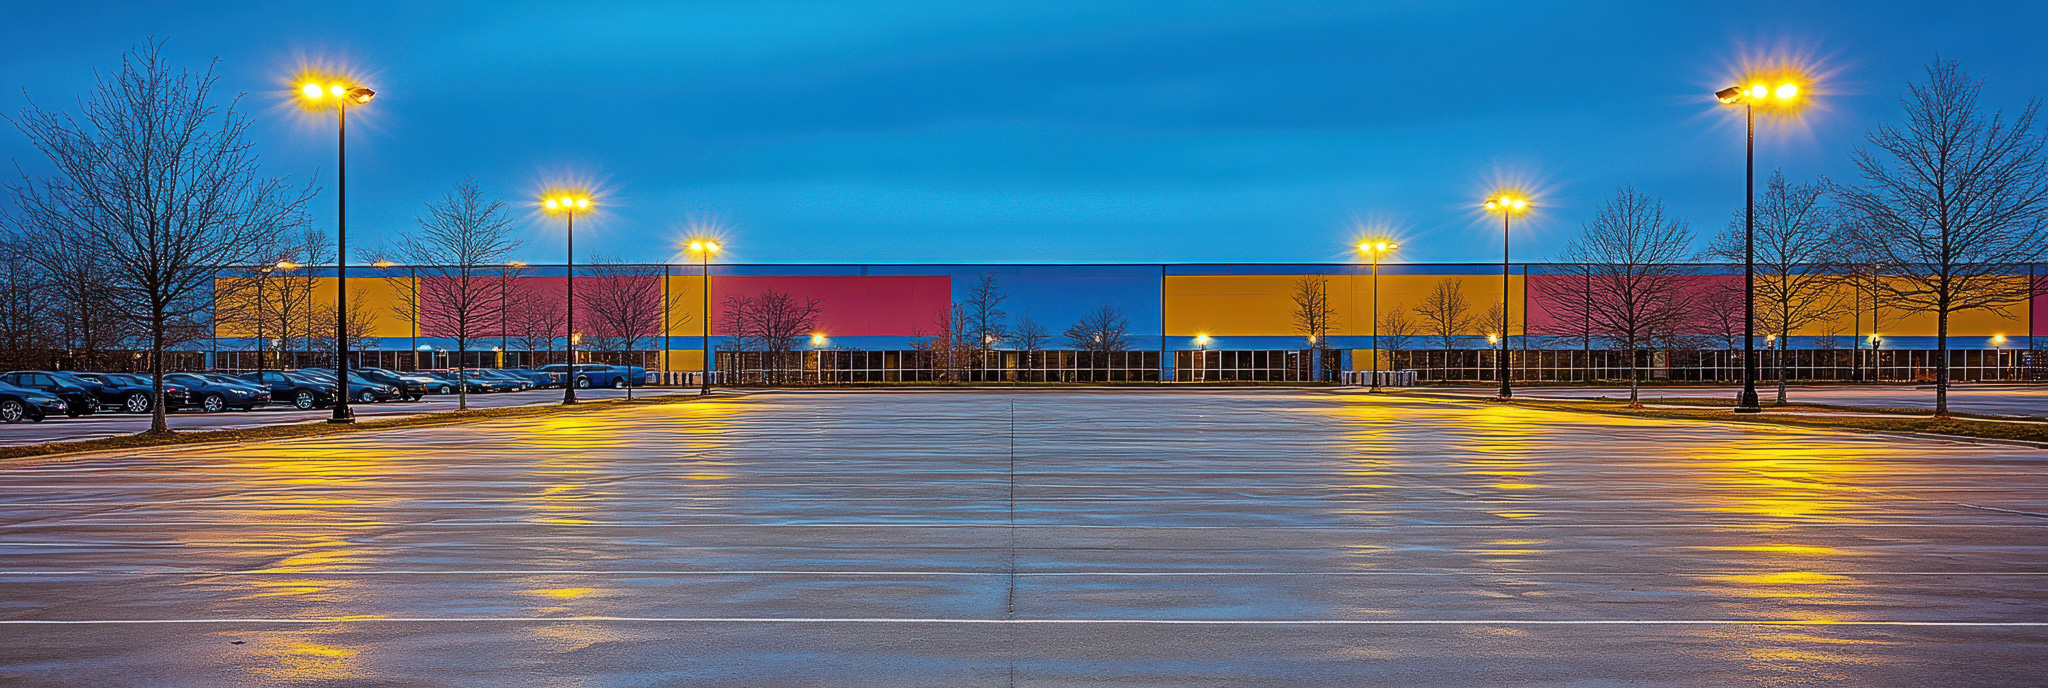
left=0, top=371, right=96, bottom=417
left=293, top=369, right=401, bottom=404
left=163, top=372, right=270, bottom=412
left=236, top=370, right=335, bottom=410
left=535, top=364, right=646, bottom=389
left=420, top=369, right=509, bottom=394
left=466, top=369, right=531, bottom=391
left=70, top=372, right=181, bottom=414
left=498, top=368, right=560, bottom=388
left=0, top=381, right=68, bottom=423
left=353, top=367, right=436, bottom=401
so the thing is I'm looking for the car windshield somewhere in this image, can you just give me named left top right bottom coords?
left=48, top=372, right=93, bottom=386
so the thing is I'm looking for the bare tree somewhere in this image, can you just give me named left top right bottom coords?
left=1290, top=276, right=1337, bottom=380
left=909, top=307, right=966, bottom=382
left=1834, top=59, right=2048, bottom=415
left=1554, top=187, right=1698, bottom=406
left=506, top=281, right=566, bottom=367
left=308, top=297, right=379, bottom=366
left=720, top=288, right=824, bottom=384
left=1710, top=169, right=1844, bottom=403
left=1378, top=307, right=1417, bottom=368
left=4, top=43, right=310, bottom=433
left=581, top=258, right=685, bottom=398
left=0, top=246, right=56, bottom=370
left=1414, top=279, right=1474, bottom=350
left=1011, top=312, right=1049, bottom=380
left=1693, top=280, right=1747, bottom=352
left=1065, top=305, right=1132, bottom=353
left=386, top=179, right=521, bottom=409
left=958, top=273, right=1010, bottom=380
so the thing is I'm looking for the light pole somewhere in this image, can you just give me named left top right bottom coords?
left=1716, top=80, right=1801, bottom=412
left=255, top=263, right=276, bottom=371
left=1483, top=195, right=1529, bottom=399
left=687, top=240, right=723, bottom=394
left=1358, top=241, right=1399, bottom=392
left=544, top=194, right=593, bottom=404
left=295, top=78, right=375, bottom=423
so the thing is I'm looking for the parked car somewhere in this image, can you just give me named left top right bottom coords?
left=293, top=369, right=402, bottom=404
left=500, top=367, right=561, bottom=388
left=429, top=369, right=517, bottom=393
left=353, top=367, right=436, bottom=401
left=467, top=368, right=533, bottom=391
left=535, top=364, right=646, bottom=389
left=73, top=372, right=189, bottom=413
left=407, top=372, right=460, bottom=395
left=0, top=381, right=68, bottom=423
left=164, top=372, right=271, bottom=412
left=236, top=370, right=335, bottom=410
left=0, top=371, right=97, bottom=417
left=65, top=370, right=174, bottom=413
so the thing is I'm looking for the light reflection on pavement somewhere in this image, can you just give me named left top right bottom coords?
left=0, top=390, right=2044, bottom=685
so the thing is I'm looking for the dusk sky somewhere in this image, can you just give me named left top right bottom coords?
left=5, top=1, right=2046, bottom=265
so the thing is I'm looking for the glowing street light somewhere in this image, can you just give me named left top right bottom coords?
left=544, top=192, right=593, bottom=404
left=685, top=239, right=723, bottom=393
left=294, top=74, right=375, bottom=424
left=1358, top=240, right=1400, bottom=392
left=1716, top=76, right=1806, bottom=413
left=1484, top=194, right=1529, bottom=400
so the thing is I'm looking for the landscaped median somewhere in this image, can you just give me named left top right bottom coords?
left=1428, top=391, right=2048, bottom=448
left=0, top=393, right=713, bottom=462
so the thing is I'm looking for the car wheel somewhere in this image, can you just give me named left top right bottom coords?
left=124, top=392, right=151, bottom=414
left=610, top=378, right=626, bottom=389
left=576, top=377, right=592, bottom=389
left=358, top=389, right=376, bottom=404
left=294, top=390, right=316, bottom=410
left=0, top=400, right=23, bottom=423
left=437, top=385, right=452, bottom=394
left=201, top=394, right=226, bottom=413
left=66, top=403, right=84, bottom=418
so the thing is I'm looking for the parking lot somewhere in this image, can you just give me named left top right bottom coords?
left=0, top=386, right=699, bottom=446
left=1, top=389, right=2044, bottom=685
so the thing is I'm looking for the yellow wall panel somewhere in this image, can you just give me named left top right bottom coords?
left=664, top=275, right=710, bottom=337
left=1164, top=274, right=1523, bottom=338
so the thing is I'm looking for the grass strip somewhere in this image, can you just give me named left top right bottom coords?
left=0, top=393, right=709, bottom=462
left=1506, top=397, right=2048, bottom=447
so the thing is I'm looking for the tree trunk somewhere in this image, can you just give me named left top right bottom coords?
left=1776, top=336, right=1789, bottom=405
left=1628, top=338, right=1641, bottom=407
left=1935, top=310, right=1950, bottom=417
left=456, top=347, right=468, bottom=411
left=148, top=321, right=168, bottom=435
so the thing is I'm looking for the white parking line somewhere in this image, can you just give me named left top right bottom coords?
left=0, top=617, right=2041, bottom=626
left=0, top=569, right=2043, bottom=577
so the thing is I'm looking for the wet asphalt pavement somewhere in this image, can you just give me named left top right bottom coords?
left=0, top=389, right=2044, bottom=685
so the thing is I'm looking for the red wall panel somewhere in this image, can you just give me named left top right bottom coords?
left=714, top=276, right=951, bottom=336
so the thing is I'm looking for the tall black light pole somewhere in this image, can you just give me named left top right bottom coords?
left=295, top=80, right=374, bottom=424
left=1717, top=81, right=1799, bottom=412
left=688, top=241, right=722, bottom=394
left=546, top=194, right=592, bottom=404
left=1360, top=240, right=1398, bottom=392
left=1484, top=195, right=1528, bottom=399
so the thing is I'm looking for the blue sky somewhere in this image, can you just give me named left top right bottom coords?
left=4, top=1, right=2046, bottom=265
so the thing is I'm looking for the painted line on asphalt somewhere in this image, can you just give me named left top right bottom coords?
left=1, top=569, right=2043, bottom=577
left=8, top=522, right=2048, bottom=532
left=0, top=617, right=2041, bottom=626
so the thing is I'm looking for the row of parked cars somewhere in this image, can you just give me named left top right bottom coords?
left=0, top=364, right=651, bottom=423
